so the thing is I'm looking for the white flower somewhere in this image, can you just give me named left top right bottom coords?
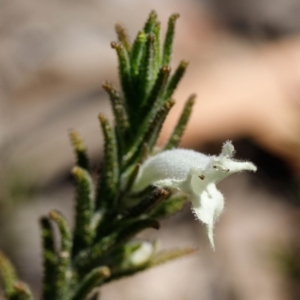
left=133, top=141, right=257, bottom=249
left=129, top=242, right=155, bottom=266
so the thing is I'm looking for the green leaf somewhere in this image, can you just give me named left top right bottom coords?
left=74, top=234, right=115, bottom=274
left=0, top=251, right=18, bottom=298
left=145, top=65, right=171, bottom=111
left=164, top=94, right=195, bottom=149
left=75, top=219, right=159, bottom=274
left=130, top=31, right=146, bottom=79
left=71, top=267, right=110, bottom=300
left=72, top=167, right=95, bottom=257
left=49, top=210, right=72, bottom=300
left=162, top=13, right=179, bottom=66
left=13, top=282, right=33, bottom=300
left=96, top=114, right=119, bottom=210
left=111, top=41, right=131, bottom=103
left=0, top=252, right=34, bottom=300
left=69, top=130, right=90, bottom=171
left=153, top=22, right=161, bottom=72
left=143, top=10, right=158, bottom=34
left=49, top=210, right=72, bottom=257
left=115, top=23, right=131, bottom=53
left=76, top=231, right=118, bottom=273
left=138, top=33, right=157, bottom=106
left=104, top=247, right=196, bottom=283
left=127, top=188, right=171, bottom=218
left=103, top=266, right=145, bottom=283
left=121, top=164, right=140, bottom=196
left=150, top=194, right=187, bottom=219
left=145, top=99, right=175, bottom=152
left=102, top=81, right=130, bottom=148
left=164, top=60, right=189, bottom=100
left=40, top=217, right=58, bottom=300
left=149, top=248, right=197, bottom=267
left=123, top=99, right=175, bottom=167
left=115, top=219, right=160, bottom=244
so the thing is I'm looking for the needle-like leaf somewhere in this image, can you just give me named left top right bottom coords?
left=96, top=114, right=119, bottom=210
left=40, top=217, right=58, bottom=300
left=69, top=130, right=90, bottom=171
left=162, top=13, right=180, bottom=66
left=72, top=167, right=94, bottom=257
left=165, top=94, right=195, bottom=149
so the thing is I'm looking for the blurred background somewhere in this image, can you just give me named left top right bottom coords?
left=1, top=0, right=300, bottom=299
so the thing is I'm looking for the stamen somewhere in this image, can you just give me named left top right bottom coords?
left=213, top=165, right=229, bottom=172
left=199, top=175, right=205, bottom=180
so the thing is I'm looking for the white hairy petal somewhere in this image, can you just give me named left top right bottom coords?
left=133, top=149, right=211, bottom=191
left=133, top=141, right=257, bottom=248
left=190, top=183, right=224, bottom=249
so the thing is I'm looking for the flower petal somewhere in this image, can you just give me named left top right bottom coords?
left=191, top=183, right=224, bottom=249
left=221, top=140, right=235, bottom=158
